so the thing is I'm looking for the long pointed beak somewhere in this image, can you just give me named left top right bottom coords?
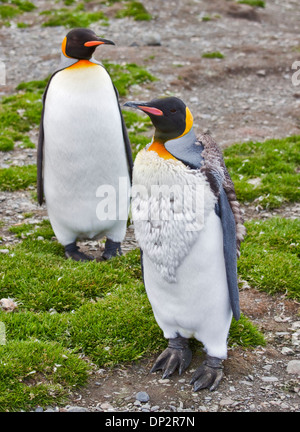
left=84, top=38, right=115, bottom=47
left=123, top=101, right=163, bottom=116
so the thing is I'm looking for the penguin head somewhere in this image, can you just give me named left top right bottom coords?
left=61, top=28, right=115, bottom=60
left=124, top=97, right=193, bottom=143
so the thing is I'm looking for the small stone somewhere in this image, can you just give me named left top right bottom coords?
left=281, top=347, right=294, bottom=356
left=226, top=3, right=260, bottom=21
left=261, top=376, right=279, bottom=382
left=151, top=405, right=159, bottom=411
left=0, top=298, right=18, bottom=312
left=142, top=33, right=161, bottom=46
left=136, top=391, right=150, bottom=403
left=287, top=360, right=300, bottom=375
left=100, top=402, right=114, bottom=410
left=220, top=398, right=235, bottom=406
left=35, top=406, right=43, bottom=412
left=257, top=70, right=266, bottom=77
left=0, top=249, right=9, bottom=254
left=66, top=406, right=89, bottom=412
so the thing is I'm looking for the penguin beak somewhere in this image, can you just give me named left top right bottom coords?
left=123, top=101, right=163, bottom=116
left=84, top=38, right=115, bottom=47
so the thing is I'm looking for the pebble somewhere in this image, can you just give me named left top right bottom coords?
left=220, top=398, right=235, bottom=406
left=151, top=405, right=160, bottom=411
left=64, top=406, right=89, bottom=412
left=100, top=402, right=114, bottom=411
left=261, top=376, right=279, bottom=382
left=287, top=360, right=300, bottom=376
left=135, top=391, right=150, bottom=403
left=281, top=347, right=294, bottom=355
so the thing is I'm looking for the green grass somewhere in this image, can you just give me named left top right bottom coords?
left=0, top=340, right=90, bottom=412
left=224, top=136, right=300, bottom=209
left=0, top=218, right=266, bottom=411
left=104, top=61, right=157, bottom=97
left=116, top=1, right=152, bottom=21
left=202, top=51, right=225, bottom=59
left=238, top=0, right=265, bottom=7
left=0, top=78, right=47, bottom=152
left=41, top=3, right=108, bottom=28
left=0, top=136, right=14, bottom=151
left=0, top=164, right=37, bottom=191
left=0, top=0, right=35, bottom=26
left=122, top=109, right=152, bottom=158
left=238, top=218, right=300, bottom=300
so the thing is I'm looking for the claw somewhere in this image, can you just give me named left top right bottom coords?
left=190, top=355, right=223, bottom=392
left=151, top=336, right=192, bottom=378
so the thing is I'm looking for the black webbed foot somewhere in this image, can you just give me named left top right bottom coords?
left=102, top=238, right=122, bottom=260
left=151, top=336, right=192, bottom=379
left=190, top=355, right=223, bottom=392
left=65, top=242, right=94, bottom=262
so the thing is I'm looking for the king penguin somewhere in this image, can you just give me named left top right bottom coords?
left=37, top=28, right=133, bottom=261
left=124, top=97, right=246, bottom=391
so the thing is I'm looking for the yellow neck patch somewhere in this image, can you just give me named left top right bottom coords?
left=147, top=141, right=177, bottom=160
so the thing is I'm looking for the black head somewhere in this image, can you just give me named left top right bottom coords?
left=62, top=28, right=115, bottom=60
left=124, top=97, right=193, bottom=142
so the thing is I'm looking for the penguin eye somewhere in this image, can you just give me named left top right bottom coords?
left=170, top=109, right=177, bottom=113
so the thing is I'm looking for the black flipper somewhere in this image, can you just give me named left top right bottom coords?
left=218, top=188, right=240, bottom=320
left=113, top=85, right=133, bottom=183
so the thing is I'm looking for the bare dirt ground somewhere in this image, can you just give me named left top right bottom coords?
left=0, top=0, right=300, bottom=413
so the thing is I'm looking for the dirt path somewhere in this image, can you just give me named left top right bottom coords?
left=0, top=0, right=299, bottom=412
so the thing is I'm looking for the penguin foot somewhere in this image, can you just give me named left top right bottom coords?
left=190, top=355, right=223, bottom=392
left=64, top=242, right=94, bottom=262
left=102, top=238, right=122, bottom=260
left=150, top=336, right=192, bottom=379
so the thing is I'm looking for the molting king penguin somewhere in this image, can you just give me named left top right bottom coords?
left=37, top=28, right=133, bottom=261
left=124, top=97, right=246, bottom=391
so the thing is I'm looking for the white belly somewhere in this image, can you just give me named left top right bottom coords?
left=43, top=64, right=129, bottom=244
left=143, top=210, right=232, bottom=359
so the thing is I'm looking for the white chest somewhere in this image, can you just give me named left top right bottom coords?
left=132, top=149, right=217, bottom=282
